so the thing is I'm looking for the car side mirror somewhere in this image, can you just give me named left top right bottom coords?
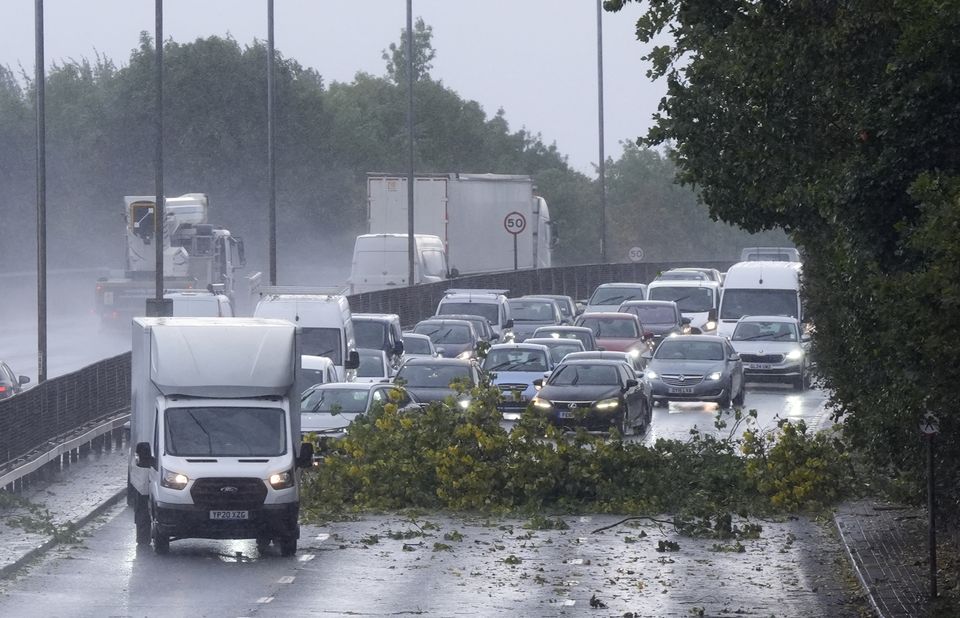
left=643, top=332, right=654, bottom=341
left=436, top=346, right=446, bottom=356
left=345, top=350, right=360, bottom=370
left=681, top=317, right=692, bottom=325
left=448, top=267, right=460, bottom=278
left=625, top=379, right=639, bottom=390
left=135, top=442, right=154, bottom=469
left=394, top=341, right=405, bottom=356
left=297, top=442, right=314, bottom=468
left=532, top=378, right=544, bottom=389
left=18, top=375, right=30, bottom=385
left=504, top=319, right=514, bottom=329
left=801, top=333, right=811, bottom=343
left=729, top=354, right=740, bottom=361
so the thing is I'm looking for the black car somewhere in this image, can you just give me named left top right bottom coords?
left=507, top=297, right=564, bottom=342
left=0, top=362, right=30, bottom=400
left=532, top=359, right=650, bottom=435
left=618, top=300, right=685, bottom=346
left=352, top=313, right=405, bottom=369
left=435, top=313, right=498, bottom=343
left=393, top=357, right=481, bottom=405
left=412, top=319, right=481, bottom=359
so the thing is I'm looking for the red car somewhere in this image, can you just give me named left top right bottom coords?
left=574, top=312, right=652, bottom=356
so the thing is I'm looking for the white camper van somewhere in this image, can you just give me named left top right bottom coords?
left=348, top=233, right=448, bottom=294
left=254, top=288, right=360, bottom=381
left=127, top=318, right=314, bottom=556
left=717, top=262, right=803, bottom=338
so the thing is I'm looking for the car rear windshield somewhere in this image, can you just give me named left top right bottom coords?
left=549, top=364, right=620, bottom=386
left=354, top=321, right=387, bottom=350
left=483, top=349, right=549, bottom=372
left=414, top=322, right=472, bottom=344
left=438, top=302, right=499, bottom=324
left=732, top=321, right=798, bottom=342
left=655, top=340, right=725, bottom=361
left=396, top=364, right=472, bottom=388
left=589, top=287, right=645, bottom=306
left=622, top=305, right=677, bottom=324
left=301, top=388, right=370, bottom=414
left=403, top=336, right=433, bottom=355
left=647, top=286, right=714, bottom=313
left=165, top=407, right=286, bottom=457
left=301, top=327, right=342, bottom=365
left=720, top=289, right=799, bottom=320
left=577, top=316, right=639, bottom=338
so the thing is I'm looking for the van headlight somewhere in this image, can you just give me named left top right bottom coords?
left=704, top=320, right=717, bottom=331
left=458, top=398, right=471, bottom=409
left=269, top=470, right=295, bottom=490
left=594, top=398, right=619, bottom=410
left=786, top=349, right=804, bottom=361
left=707, top=372, right=722, bottom=381
left=161, top=468, right=189, bottom=490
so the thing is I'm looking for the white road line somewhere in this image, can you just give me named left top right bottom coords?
left=256, top=597, right=274, bottom=604
left=566, top=558, right=584, bottom=565
left=315, top=533, right=330, bottom=542
left=297, top=553, right=315, bottom=562
left=563, top=600, right=576, bottom=606
left=578, top=516, right=592, bottom=523
left=278, top=576, right=295, bottom=584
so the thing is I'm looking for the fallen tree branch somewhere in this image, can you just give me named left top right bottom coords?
left=591, top=516, right=676, bottom=534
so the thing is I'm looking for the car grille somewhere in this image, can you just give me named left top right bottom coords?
left=190, top=477, right=267, bottom=510
left=498, top=383, right=529, bottom=392
left=740, top=354, right=784, bottom=364
left=552, top=401, right=593, bottom=410
left=661, top=374, right=704, bottom=386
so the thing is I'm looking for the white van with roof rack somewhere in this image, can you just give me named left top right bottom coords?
left=435, top=289, right=514, bottom=341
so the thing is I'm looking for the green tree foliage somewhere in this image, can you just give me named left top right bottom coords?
left=606, top=0, right=960, bottom=511
left=382, top=17, right=437, bottom=85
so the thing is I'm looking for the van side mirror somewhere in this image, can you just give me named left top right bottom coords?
left=297, top=442, right=314, bottom=468
left=345, top=350, right=360, bottom=370
left=448, top=268, right=460, bottom=278
left=18, top=375, right=30, bottom=385
left=135, top=442, right=155, bottom=469
left=504, top=319, right=514, bottom=329
left=394, top=340, right=405, bottom=356
left=708, top=308, right=718, bottom=322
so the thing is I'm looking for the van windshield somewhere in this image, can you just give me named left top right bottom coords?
left=437, top=302, right=499, bottom=324
left=302, top=328, right=342, bottom=364
left=720, top=289, right=799, bottom=320
left=647, top=287, right=714, bottom=313
left=354, top=321, right=387, bottom=350
left=164, top=407, right=286, bottom=457
left=422, top=250, right=446, bottom=277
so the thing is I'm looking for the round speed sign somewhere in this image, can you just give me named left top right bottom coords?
left=504, top=212, right=527, bottom=235
left=628, top=246, right=645, bottom=262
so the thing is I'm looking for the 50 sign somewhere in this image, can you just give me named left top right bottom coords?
left=503, top=212, right=527, bottom=236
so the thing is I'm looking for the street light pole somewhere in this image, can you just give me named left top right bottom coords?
left=146, top=0, right=171, bottom=317
left=267, top=0, right=277, bottom=286
left=596, top=0, right=607, bottom=264
left=406, top=0, right=416, bottom=289
left=35, top=0, right=47, bottom=382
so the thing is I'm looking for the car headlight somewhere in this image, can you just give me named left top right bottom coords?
left=627, top=348, right=641, bottom=358
left=707, top=372, right=722, bottom=381
left=594, top=398, right=619, bottom=410
left=786, top=349, right=804, bottom=360
left=269, top=470, right=295, bottom=490
left=458, top=398, right=471, bottom=409
left=457, top=350, right=474, bottom=360
left=646, top=369, right=658, bottom=379
left=704, top=320, right=717, bottom=331
left=160, top=468, right=189, bottom=490
left=532, top=397, right=552, bottom=410
left=682, top=325, right=692, bottom=334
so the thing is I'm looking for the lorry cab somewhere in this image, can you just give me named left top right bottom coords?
left=718, top=261, right=803, bottom=338
left=645, top=279, right=721, bottom=334
left=254, top=288, right=361, bottom=381
left=435, top=289, right=514, bottom=342
left=127, top=318, right=314, bottom=556
left=348, top=233, right=448, bottom=294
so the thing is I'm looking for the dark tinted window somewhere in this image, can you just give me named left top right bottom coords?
left=438, top=302, right=499, bottom=324
left=302, top=328, right=342, bottom=364
left=549, top=364, right=620, bottom=386
left=396, top=364, right=473, bottom=388
left=403, top=336, right=433, bottom=354
left=354, top=321, right=387, bottom=350
left=165, top=407, right=286, bottom=456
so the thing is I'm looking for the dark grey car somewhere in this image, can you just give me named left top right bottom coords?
left=507, top=298, right=564, bottom=342
left=412, top=319, right=480, bottom=359
left=618, top=300, right=684, bottom=347
left=393, top=357, right=481, bottom=405
left=645, top=335, right=745, bottom=409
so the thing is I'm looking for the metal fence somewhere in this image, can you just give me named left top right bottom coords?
left=0, top=260, right=732, bottom=475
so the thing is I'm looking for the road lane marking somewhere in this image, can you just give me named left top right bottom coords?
left=297, top=553, right=315, bottom=562
left=566, top=558, right=584, bottom=565
left=315, top=533, right=330, bottom=542
left=563, top=600, right=576, bottom=606
left=256, top=597, right=274, bottom=604
left=278, top=576, right=295, bottom=584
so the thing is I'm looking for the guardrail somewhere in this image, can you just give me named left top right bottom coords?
left=0, top=260, right=733, bottom=489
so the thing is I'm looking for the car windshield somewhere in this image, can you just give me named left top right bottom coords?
left=548, top=364, right=620, bottom=387
left=357, top=352, right=386, bottom=377
left=535, top=329, right=591, bottom=348
left=508, top=300, right=556, bottom=322
left=720, top=289, right=799, bottom=320
left=622, top=305, right=677, bottom=324
left=483, top=349, right=549, bottom=372
left=438, top=302, right=499, bottom=324
left=396, top=364, right=472, bottom=388
left=301, top=327, right=342, bottom=365
left=301, top=388, right=370, bottom=414
left=732, top=321, right=799, bottom=342
left=414, top=322, right=472, bottom=344
left=590, top=287, right=645, bottom=306
left=655, top=340, right=725, bottom=361
left=577, top=317, right=639, bottom=338
left=403, top=336, right=433, bottom=355
left=541, top=342, right=583, bottom=364
left=535, top=297, right=572, bottom=319
left=354, top=321, right=387, bottom=350
left=647, top=286, right=714, bottom=313
left=299, top=367, right=330, bottom=387
left=164, top=407, right=286, bottom=457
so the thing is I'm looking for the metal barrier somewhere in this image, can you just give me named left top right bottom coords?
left=0, top=260, right=732, bottom=483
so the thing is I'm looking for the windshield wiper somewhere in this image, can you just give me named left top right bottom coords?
left=188, top=412, right=214, bottom=455
left=599, top=295, right=626, bottom=305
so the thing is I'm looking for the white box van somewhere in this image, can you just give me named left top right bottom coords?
left=646, top=279, right=721, bottom=333
left=165, top=290, right=234, bottom=317
left=127, top=318, right=313, bottom=555
left=718, top=262, right=803, bottom=337
left=254, top=288, right=360, bottom=381
left=348, top=233, right=448, bottom=294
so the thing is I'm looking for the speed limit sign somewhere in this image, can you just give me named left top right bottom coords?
left=628, top=246, right=644, bottom=262
left=504, top=212, right=527, bottom=235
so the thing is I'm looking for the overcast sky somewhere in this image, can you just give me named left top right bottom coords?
left=0, top=0, right=666, bottom=175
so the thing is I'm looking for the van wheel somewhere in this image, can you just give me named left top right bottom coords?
left=279, top=536, right=297, bottom=557
left=134, top=497, right=151, bottom=546
left=256, top=536, right=271, bottom=554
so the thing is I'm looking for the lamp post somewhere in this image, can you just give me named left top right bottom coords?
left=267, top=0, right=277, bottom=285
left=145, top=0, right=171, bottom=317
left=596, top=0, right=607, bottom=264
left=35, top=0, right=47, bottom=382
left=406, top=0, right=416, bottom=288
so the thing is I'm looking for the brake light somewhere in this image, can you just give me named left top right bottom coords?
left=0, top=386, right=7, bottom=393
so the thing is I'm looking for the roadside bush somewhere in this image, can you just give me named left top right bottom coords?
left=300, top=386, right=854, bottom=522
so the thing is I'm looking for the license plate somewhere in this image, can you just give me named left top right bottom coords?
left=747, top=363, right=772, bottom=370
left=209, top=510, right=248, bottom=520
left=668, top=387, right=695, bottom=394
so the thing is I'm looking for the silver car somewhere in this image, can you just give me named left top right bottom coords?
left=729, top=315, right=811, bottom=390
left=645, top=335, right=745, bottom=409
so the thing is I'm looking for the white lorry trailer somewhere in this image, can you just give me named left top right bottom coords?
left=127, top=317, right=313, bottom=556
left=367, top=173, right=553, bottom=275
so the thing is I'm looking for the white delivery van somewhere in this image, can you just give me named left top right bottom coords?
left=254, top=288, right=360, bottom=381
left=740, top=247, right=801, bottom=262
left=348, top=233, right=448, bottom=294
left=717, top=262, right=803, bottom=337
left=435, top=289, right=514, bottom=341
left=164, top=290, right=234, bottom=317
left=127, top=317, right=314, bottom=556
left=646, top=279, right=721, bottom=334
